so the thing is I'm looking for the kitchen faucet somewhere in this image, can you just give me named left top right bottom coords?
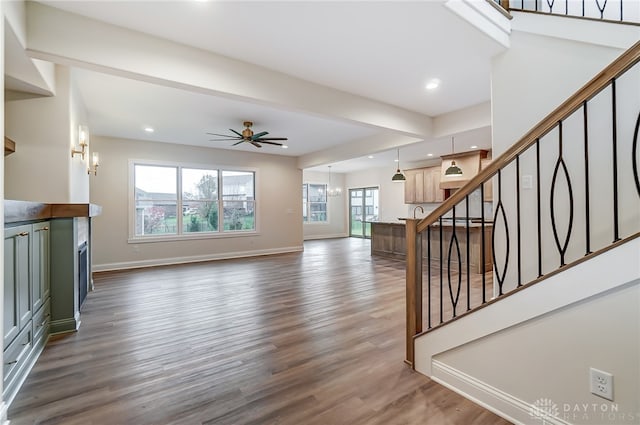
left=413, top=205, right=424, bottom=219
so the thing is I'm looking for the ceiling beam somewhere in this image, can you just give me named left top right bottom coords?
left=25, top=2, right=433, bottom=139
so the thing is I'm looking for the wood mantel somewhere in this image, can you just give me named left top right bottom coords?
left=5, top=137, right=16, bottom=156
left=4, top=200, right=102, bottom=224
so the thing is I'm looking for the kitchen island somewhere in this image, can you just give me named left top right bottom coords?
left=370, top=219, right=493, bottom=273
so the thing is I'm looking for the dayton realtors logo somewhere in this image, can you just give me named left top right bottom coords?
left=530, top=398, right=637, bottom=423
left=530, top=398, right=560, bottom=422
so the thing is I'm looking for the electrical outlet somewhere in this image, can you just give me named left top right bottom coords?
left=590, top=368, right=614, bottom=401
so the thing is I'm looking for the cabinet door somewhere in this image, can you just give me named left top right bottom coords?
left=432, top=167, right=445, bottom=202
left=4, top=225, right=31, bottom=347
left=32, top=222, right=51, bottom=312
left=404, top=170, right=417, bottom=203
left=481, top=159, right=493, bottom=202
left=414, top=170, right=425, bottom=203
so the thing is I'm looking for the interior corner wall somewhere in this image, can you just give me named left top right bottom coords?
left=345, top=166, right=408, bottom=222
left=1, top=1, right=7, bottom=421
left=5, top=65, right=74, bottom=202
left=89, top=136, right=303, bottom=270
left=68, top=69, right=90, bottom=203
left=302, top=170, right=347, bottom=240
left=435, top=279, right=640, bottom=425
left=491, top=31, right=624, bottom=157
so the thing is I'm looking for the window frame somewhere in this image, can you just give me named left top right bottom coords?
left=302, top=182, right=329, bottom=224
left=128, top=160, right=259, bottom=243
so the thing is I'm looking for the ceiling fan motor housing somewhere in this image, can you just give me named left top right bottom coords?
left=242, top=121, right=254, bottom=139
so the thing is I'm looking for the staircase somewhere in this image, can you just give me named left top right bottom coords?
left=405, top=4, right=640, bottom=423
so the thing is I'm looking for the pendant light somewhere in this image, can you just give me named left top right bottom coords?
left=445, top=137, right=463, bottom=176
left=327, top=166, right=342, bottom=196
left=392, top=148, right=406, bottom=182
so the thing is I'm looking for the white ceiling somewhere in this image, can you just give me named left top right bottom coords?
left=7, top=1, right=506, bottom=173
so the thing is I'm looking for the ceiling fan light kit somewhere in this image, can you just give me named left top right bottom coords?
left=207, top=121, right=288, bottom=149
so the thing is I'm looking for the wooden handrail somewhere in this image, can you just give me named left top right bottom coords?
left=416, top=40, right=640, bottom=234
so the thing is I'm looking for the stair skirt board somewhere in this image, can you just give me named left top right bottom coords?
left=432, top=360, right=571, bottom=425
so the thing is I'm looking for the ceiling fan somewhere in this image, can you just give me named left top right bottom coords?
left=207, top=121, right=288, bottom=148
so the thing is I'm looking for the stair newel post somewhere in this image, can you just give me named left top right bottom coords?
left=405, top=218, right=422, bottom=367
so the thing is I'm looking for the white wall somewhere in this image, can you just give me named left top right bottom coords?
left=436, top=279, right=640, bottom=425
left=89, top=136, right=303, bottom=270
left=5, top=65, right=90, bottom=203
left=0, top=2, right=7, bottom=422
left=302, top=170, right=347, bottom=240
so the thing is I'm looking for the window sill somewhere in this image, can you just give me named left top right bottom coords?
left=128, top=231, right=259, bottom=244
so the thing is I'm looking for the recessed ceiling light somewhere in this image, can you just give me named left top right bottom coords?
left=470, top=145, right=478, bottom=149
left=281, top=145, right=288, bottom=149
left=427, top=153, right=433, bottom=157
left=425, top=78, right=441, bottom=91
left=368, top=155, right=374, bottom=159
left=144, top=127, right=154, bottom=133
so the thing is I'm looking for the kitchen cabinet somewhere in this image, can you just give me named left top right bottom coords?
left=3, top=221, right=50, bottom=406
left=404, top=166, right=444, bottom=204
left=481, top=158, right=493, bottom=202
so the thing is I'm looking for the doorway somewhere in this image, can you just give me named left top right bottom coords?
left=349, top=187, right=379, bottom=238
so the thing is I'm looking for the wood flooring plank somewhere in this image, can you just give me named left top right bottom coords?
left=8, top=238, right=511, bottom=425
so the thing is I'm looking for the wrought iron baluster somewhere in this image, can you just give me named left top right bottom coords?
left=583, top=101, right=592, bottom=255
left=611, top=79, right=620, bottom=242
left=492, top=170, right=510, bottom=295
left=633, top=112, right=640, bottom=197
left=427, top=226, right=432, bottom=329
left=466, top=196, right=471, bottom=311
left=480, top=183, right=486, bottom=303
left=439, top=217, right=443, bottom=324
left=536, top=138, right=543, bottom=277
left=516, top=156, right=522, bottom=286
left=550, top=121, right=575, bottom=267
left=448, top=205, right=462, bottom=318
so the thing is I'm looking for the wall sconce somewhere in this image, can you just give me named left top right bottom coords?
left=72, top=125, right=89, bottom=159
left=88, top=152, right=99, bottom=175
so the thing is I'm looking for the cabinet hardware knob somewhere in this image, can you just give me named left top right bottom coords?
left=18, top=232, right=29, bottom=237
left=43, top=227, right=49, bottom=231
left=6, top=361, right=17, bottom=365
left=35, top=227, right=49, bottom=232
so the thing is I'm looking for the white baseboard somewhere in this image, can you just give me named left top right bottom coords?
left=0, top=400, right=8, bottom=425
left=93, top=245, right=304, bottom=272
left=303, top=233, right=349, bottom=240
left=432, top=360, right=571, bottom=425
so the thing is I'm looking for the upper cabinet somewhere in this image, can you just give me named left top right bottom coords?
left=404, top=166, right=444, bottom=204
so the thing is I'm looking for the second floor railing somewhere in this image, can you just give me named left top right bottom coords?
left=405, top=41, right=640, bottom=365
left=494, top=0, right=640, bottom=24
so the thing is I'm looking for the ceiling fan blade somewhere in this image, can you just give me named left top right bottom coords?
left=232, top=140, right=245, bottom=146
left=209, top=138, right=240, bottom=141
left=230, top=129, right=243, bottom=137
left=256, top=137, right=288, bottom=141
left=250, top=141, right=262, bottom=148
left=259, top=141, right=283, bottom=146
left=207, top=132, right=238, bottom=138
left=251, top=131, right=269, bottom=140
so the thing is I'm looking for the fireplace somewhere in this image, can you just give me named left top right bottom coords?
left=78, top=241, right=88, bottom=308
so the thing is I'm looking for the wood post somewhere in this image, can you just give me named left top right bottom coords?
left=405, top=219, right=422, bottom=366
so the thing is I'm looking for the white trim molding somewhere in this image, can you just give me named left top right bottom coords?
left=93, top=245, right=304, bottom=272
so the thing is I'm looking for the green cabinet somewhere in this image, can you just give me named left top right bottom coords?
left=3, top=221, right=50, bottom=405
left=4, top=225, right=31, bottom=347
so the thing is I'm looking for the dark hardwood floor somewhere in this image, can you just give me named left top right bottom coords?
left=8, top=238, right=510, bottom=425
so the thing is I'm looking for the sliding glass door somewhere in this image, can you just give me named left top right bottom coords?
left=349, top=187, right=379, bottom=238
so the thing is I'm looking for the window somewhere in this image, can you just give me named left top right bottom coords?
left=302, top=183, right=327, bottom=222
left=133, top=163, right=256, bottom=239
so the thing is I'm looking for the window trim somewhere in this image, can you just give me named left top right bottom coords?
left=303, top=182, right=329, bottom=224
left=128, top=159, right=259, bottom=243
